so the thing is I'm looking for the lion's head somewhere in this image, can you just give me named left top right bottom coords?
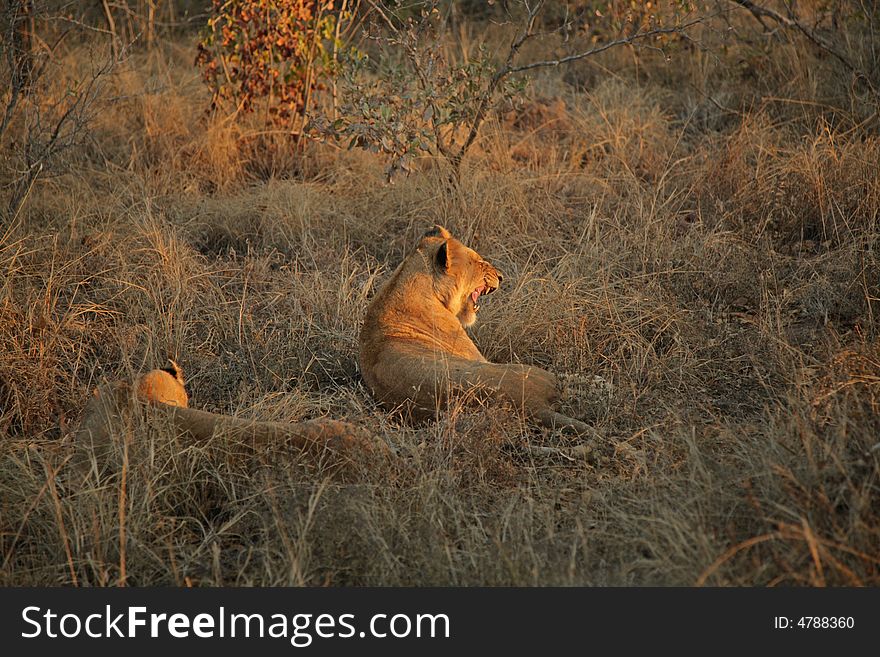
left=419, top=225, right=503, bottom=328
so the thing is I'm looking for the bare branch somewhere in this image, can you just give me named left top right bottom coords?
left=0, top=0, right=34, bottom=142
left=4, top=34, right=131, bottom=223
left=729, top=0, right=792, bottom=28
left=362, top=0, right=399, bottom=33
left=101, top=0, right=120, bottom=59
left=452, top=0, right=544, bottom=170
left=452, top=6, right=706, bottom=173
left=323, top=1, right=715, bottom=181
left=508, top=16, right=707, bottom=74
left=727, top=0, right=858, bottom=73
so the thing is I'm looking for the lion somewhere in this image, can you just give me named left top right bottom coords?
left=358, top=225, right=595, bottom=437
left=74, top=362, right=388, bottom=475
left=135, top=358, right=189, bottom=407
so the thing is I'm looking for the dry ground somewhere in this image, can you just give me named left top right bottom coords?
left=1, top=8, right=879, bottom=585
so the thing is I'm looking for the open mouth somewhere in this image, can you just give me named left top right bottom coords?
left=469, top=283, right=497, bottom=311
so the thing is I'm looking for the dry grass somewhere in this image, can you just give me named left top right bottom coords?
left=1, top=10, right=878, bottom=586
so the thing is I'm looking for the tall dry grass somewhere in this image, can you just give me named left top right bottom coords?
left=1, top=6, right=878, bottom=585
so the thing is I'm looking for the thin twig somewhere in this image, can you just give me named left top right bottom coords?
left=101, top=0, right=120, bottom=58
left=451, top=0, right=544, bottom=171
left=696, top=533, right=781, bottom=586
left=728, top=0, right=858, bottom=73
left=508, top=17, right=708, bottom=74
left=44, top=457, right=78, bottom=586
left=118, top=427, right=129, bottom=586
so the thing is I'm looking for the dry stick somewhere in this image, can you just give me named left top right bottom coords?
left=331, top=0, right=350, bottom=121
left=297, top=1, right=326, bottom=146
left=728, top=0, right=858, bottom=74
left=695, top=532, right=781, bottom=586
left=522, top=444, right=593, bottom=462
left=261, top=0, right=274, bottom=127
left=101, top=0, right=119, bottom=58
left=777, top=522, right=880, bottom=566
left=815, top=545, right=864, bottom=587
left=7, top=36, right=124, bottom=221
left=118, top=428, right=129, bottom=586
left=5, top=161, right=41, bottom=228
left=730, top=0, right=793, bottom=27
left=860, top=240, right=877, bottom=330
left=363, top=0, right=396, bottom=33
left=451, top=0, right=544, bottom=171
left=508, top=17, right=709, bottom=74
left=800, top=517, right=826, bottom=586
left=146, top=0, right=157, bottom=48
left=452, top=8, right=709, bottom=174
left=0, top=474, right=51, bottom=575
left=0, top=1, right=30, bottom=143
left=43, top=458, right=79, bottom=586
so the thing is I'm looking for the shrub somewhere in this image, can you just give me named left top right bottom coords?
left=196, top=0, right=345, bottom=128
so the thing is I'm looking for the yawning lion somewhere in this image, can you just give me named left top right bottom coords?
left=359, top=225, right=594, bottom=436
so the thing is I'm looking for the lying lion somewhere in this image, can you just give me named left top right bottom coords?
left=75, top=360, right=387, bottom=473
left=359, top=225, right=594, bottom=436
left=135, top=358, right=189, bottom=407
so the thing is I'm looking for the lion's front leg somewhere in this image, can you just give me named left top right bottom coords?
left=479, top=362, right=599, bottom=438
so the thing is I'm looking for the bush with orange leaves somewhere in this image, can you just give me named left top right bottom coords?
left=196, top=0, right=345, bottom=126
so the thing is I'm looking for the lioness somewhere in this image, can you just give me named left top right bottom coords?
left=359, top=225, right=593, bottom=435
left=135, top=358, right=189, bottom=407
left=74, top=362, right=388, bottom=475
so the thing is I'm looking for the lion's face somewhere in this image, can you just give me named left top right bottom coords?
left=421, top=226, right=503, bottom=328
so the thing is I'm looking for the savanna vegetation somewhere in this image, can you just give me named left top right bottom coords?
left=1, top=0, right=878, bottom=586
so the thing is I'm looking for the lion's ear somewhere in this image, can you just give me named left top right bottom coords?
left=435, top=240, right=450, bottom=271
left=424, top=225, right=452, bottom=240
